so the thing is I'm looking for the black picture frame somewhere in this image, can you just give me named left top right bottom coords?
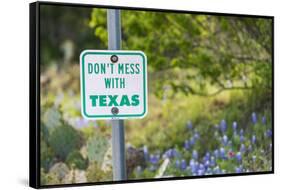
left=29, top=1, right=274, bottom=188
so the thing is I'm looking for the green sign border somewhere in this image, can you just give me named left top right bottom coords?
left=81, top=51, right=147, bottom=119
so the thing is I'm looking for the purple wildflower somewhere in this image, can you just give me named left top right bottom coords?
left=186, top=121, right=193, bottom=130
left=210, top=157, right=216, bottom=167
left=235, top=166, right=243, bottom=173
left=220, top=147, right=226, bottom=158
left=184, top=140, right=190, bottom=150
left=181, top=159, right=187, bottom=170
left=251, top=135, right=256, bottom=144
left=266, top=129, right=272, bottom=138
left=192, top=150, right=199, bottom=160
left=232, top=121, right=238, bottom=131
left=220, top=119, right=227, bottom=133
left=189, top=159, right=198, bottom=173
left=149, top=154, right=160, bottom=164
left=175, top=160, right=180, bottom=168
left=236, top=152, right=242, bottom=162
left=240, top=135, right=244, bottom=143
left=214, top=149, right=219, bottom=158
left=189, top=137, right=196, bottom=145
left=252, top=112, right=257, bottom=124
left=240, top=144, right=246, bottom=153
left=222, top=135, right=228, bottom=146
left=262, top=116, right=266, bottom=125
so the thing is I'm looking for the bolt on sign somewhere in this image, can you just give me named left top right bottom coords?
left=80, top=50, right=148, bottom=120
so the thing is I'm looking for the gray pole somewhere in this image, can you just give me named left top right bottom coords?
left=107, top=9, right=127, bottom=181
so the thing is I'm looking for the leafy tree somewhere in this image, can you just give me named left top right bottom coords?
left=89, top=9, right=272, bottom=98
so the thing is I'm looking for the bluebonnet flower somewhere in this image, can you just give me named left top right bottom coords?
left=213, top=166, right=221, bottom=174
left=186, top=121, right=193, bottom=130
left=240, top=144, right=246, bottom=153
left=239, top=129, right=244, bottom=136
left=172, top=148, right=179, bottom=157
left=189, top=137, right=196, bottom=146
left=203, top=156, right=208, bottom=163
left=235, top=166, right=243, bottom=173
left=214, top=149, right=219, bottom=158
left=240, top=135, right=245, bottom=143
left=252, top=112, right=257, bottom=124
left=204, top=160, right=210, bottom=168
left=199, top=164, right=205, bottom=171
left=197, top=169, right=205, bottom=176
left=265, top=129, right=272, bottom=138
left=222, top=135, right=228, bottom=146
left=220, top=119, right=227, bottom=133
left=262, top=116, right=266, bottom=124
left=236, top=152, right=242, bottom=162
left=194, top=132, right=200, bottom=140
left=189, top=159, right=198, bottom=173
left=149, top=154, right=160, bottom=164
left=251, top=135, right=256, bottom=144
left=232, top=121, right=238, bottom=131
left=203, top=152, right=211, bottom=162
left=210, top=156, right=216, bottom=167
left=164, top=149, right=171, bottom=158
left=181, top=159, right=187, bottom=170
left=206, top=167, right=212, bottom=174
left=192, top=150, right=199, bottom=160
left=175, top=160, right=180, bottom=168
left=220, top=147, right=226, bottom=159
left=184, top=140, right=190, bottom=150
left=163, top=148, right=178, bottom=159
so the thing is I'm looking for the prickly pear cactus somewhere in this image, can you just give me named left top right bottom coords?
left=42, top=107, right=62, bottom=131
left=66, top=150, right=88, bottom=170
left=86, top=134, right=109, bottom=165
left=49, top=124, right=82, bottom=160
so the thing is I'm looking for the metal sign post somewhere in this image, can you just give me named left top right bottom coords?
left=107, top=9, right=127, bottom=180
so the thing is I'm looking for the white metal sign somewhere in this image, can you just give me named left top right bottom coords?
left=80, top=50, right=148, bottom=120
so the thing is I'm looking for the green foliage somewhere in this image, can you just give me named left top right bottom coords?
left=86, top=161, right=112, bottom=182
left=42, top=107, right=62, bottom=131
left=49, top=123, right=83, bottom=160
left=41, top=168, right=60, bottom=185
left=90, top=10, right=272, bottom=98
left=86, top=132, right=109, bottom=164
left=40, top=138, right=54, bottom=170
left=66, top=150, right=88, bottom=170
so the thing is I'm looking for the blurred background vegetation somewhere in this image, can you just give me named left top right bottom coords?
left=39, top=5, right=272, bottom=185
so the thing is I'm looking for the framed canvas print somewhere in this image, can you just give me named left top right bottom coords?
left=29, top=1, right=274, bottom=188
